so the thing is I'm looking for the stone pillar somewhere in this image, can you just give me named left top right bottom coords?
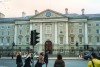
left=85, top=22, right=88, bottom=44
left=40, top=23, right=42, bottom=44
left=30, top=23, right=32, bottom=31
left=14, top=24, right=17, bottom=45
left=66, top=22, right=68, bottom=45
left=55, top=22, right=57, bottom=44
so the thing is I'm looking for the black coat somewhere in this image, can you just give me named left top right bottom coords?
left=16, top=55, right=23, bottom=67
left=24, top=57, right=31, bottom=67
left=44, top=53, right=48, bottom=63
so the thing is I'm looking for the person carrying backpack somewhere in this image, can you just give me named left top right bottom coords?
left=88, top=52, right=100, bottom=67
left=54, top=54, right=65, bottom=67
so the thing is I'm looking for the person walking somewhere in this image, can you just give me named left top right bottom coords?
left=24, top=53, right=32, bottom=67
left=54, top=54, right=65, bottom=67
left=16, top=51, right=23, bottom=67
left=88, top=52, right=100, bottom=67
left=44, top=51, right=49, bottom=67
left=35, top=52, right=44, bottom=67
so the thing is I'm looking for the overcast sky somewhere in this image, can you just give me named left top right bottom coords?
left=0, top=0, right=100, bottom=18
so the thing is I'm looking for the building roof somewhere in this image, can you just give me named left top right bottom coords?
left=1, top=9, right=100, bottom=23
left=0, top=16, right=32, bottom=23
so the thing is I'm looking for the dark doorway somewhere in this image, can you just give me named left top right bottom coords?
left=45, top=40, right=53, bottom=54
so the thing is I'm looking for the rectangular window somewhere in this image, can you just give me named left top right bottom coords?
left=60, top=37, right=63, bottom=44
left=88, top=29, right=91, bottom=34
left=88, top=37, right=91, bottom=43
left=20, top=30, right=22, bottom=34
left=7, top=37, right=10, bottom=43
left=46, top=25, right=51, bottom=34
left=97, top=37, right=99, bottom=42
left=8, top=26, right=10, bottom=29
left=79, top=37, right=82, bottom=43
left=71, top=37, right=74, bottom=42
left=96, top=29, right=99, bottom=34
left=79, top=29, right=82, bottom=33
left=70, top=29, right=73, bottom=34
left=8, top=31, right=9, bottom=35
left=1, top=26, right=4, bottom=29
left=27, top=30, right=29, bottom=33
left=96, top=24, right=99, bottom=26
left=26, top=37, right=29, bottom=42
left=60, top=24, right=63, bottom=31
left=1, top=37, right=3, bottom=43
left=88, top=24, right=91, bottom=26
left=19, top=38, right=22, bottom=43
left=2, top=31, right=4, bottom=35
left=79, top=23, right=82, bottom=26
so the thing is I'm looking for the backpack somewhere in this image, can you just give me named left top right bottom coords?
left=54, top=59, right=65, bottom=67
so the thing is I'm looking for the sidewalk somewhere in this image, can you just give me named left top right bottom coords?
left=49, top=57, right=83, bottom=60
left=0, top=57, right=83, bottom=60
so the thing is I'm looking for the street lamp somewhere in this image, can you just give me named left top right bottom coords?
left=12, top=42, right=15, bottom=59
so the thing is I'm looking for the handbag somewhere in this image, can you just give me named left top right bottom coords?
left=18, top=62, right=23, bottom=66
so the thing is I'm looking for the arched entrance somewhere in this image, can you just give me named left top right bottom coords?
left=45, top=40, right=53, bottom=54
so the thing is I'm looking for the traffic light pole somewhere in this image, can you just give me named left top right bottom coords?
left=31, top=30, right=40, bottom=67
left=32, top=45, right=34, bottom=67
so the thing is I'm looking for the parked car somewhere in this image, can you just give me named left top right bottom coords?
left=83, top=53, right=92, bottom=60
left=82, top=50, right=92, bottom=60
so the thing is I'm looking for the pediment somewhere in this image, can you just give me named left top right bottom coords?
left=30, top=9, right=67, bottom=19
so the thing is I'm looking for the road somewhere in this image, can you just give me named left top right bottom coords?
left=0, top=59, right=89, bottom=67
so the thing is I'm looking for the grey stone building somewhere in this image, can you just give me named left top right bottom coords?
left=0, top=9, right=100, bottom=55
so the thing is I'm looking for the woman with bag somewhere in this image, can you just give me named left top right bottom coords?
left=24, top=53, right=32, bottom=67
left=16, top=51, right=23, bottom=67
left=35, top=52, right=44, bottom=67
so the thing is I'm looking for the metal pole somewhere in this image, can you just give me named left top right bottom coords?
left=32, top=46, right=34, bottom=67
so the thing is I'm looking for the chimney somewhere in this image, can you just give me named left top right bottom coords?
left=35, top=10, right=38, bottom=15
left=81, top=9, right=85, bottom=15
left=0, top=12, right=5, bottom=18
left=65, top=8, right=68, bottom=14
left=22, top=12, right=26, bottom=17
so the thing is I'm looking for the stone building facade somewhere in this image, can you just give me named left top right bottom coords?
left=0, top=9, right=100, bottom=55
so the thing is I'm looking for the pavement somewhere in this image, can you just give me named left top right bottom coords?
left=0, top=57, right=83, bottom=60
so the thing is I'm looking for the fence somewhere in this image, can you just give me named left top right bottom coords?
left=0, top=45, right=100, bottom=57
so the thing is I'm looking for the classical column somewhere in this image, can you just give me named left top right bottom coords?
left=30, top=23, right=32, bottom=31
left=66, top=22, right=68, bottom=45
left=14, top=24, right=17, bottom=45
left=40, top=23, right=42, bottom=44
left=85, top=22, right=88, bottom=44
left=55, top=22, right=57, bottom=44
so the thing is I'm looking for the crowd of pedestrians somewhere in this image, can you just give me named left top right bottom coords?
left=15, top=50, right=100, bottom=67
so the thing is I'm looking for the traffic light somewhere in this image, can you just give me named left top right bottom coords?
left=31, top=30, right=40, bottom=46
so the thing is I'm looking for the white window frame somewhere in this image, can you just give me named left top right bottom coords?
left=96, top=29, right=99, bottom=34
left=79, top=37, right=82, bottom=43
left=60, top=37, right=63, bottom=44
left=79, top=29, right=82, bottom=33
left=97, top=37, right=100, bottom=42
left=46, top=25, right=51, bottom=34
left=71, top=37, right=74, bottom=42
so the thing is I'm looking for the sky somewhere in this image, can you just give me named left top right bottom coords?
left=0, top=0, right=100, bottom=18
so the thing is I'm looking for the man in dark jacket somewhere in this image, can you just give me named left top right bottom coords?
left=44, top=51, right=49, bottom=67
